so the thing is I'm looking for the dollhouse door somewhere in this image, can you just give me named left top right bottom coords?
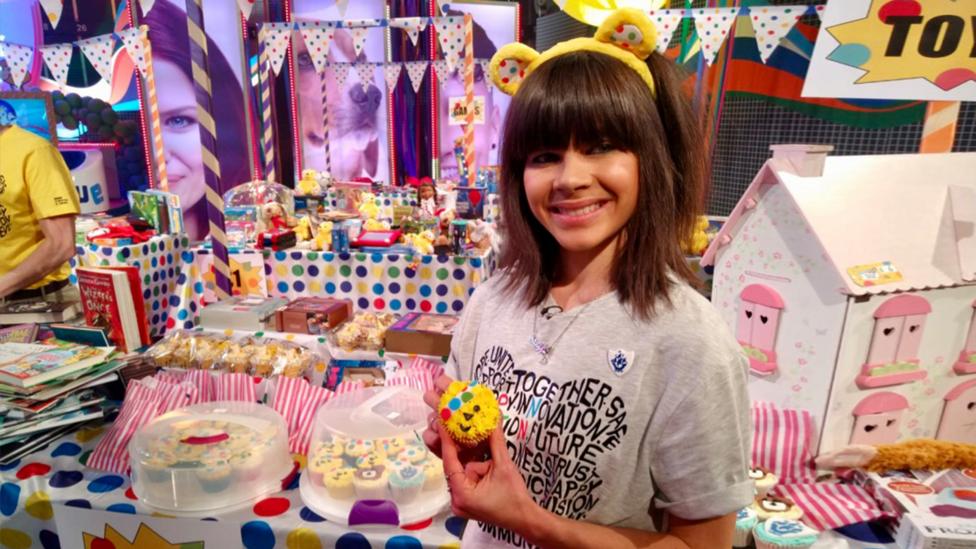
left=936, top=380, right=976, bottom=444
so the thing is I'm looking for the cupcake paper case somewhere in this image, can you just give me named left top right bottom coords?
left=439, top=380, right=501, bottom=447
left=753, top=519, right=819, bottom=549
left=733, top=506, right=758, bottom=548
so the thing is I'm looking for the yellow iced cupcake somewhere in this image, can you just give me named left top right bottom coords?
left=438, top=380, right=500, bottom=447
left=344, top=439, right=374, bottom=458
left=355, top=451, right=387, bottom=470
left=323, top=467, right=356, bottom=499
left=308, top=454, right=345, bottom=486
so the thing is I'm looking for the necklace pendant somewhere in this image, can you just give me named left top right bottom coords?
left=529, top=335, right=551, bottom=363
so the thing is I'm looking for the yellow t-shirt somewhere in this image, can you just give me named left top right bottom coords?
left=0, top=125, right=80, bottom=288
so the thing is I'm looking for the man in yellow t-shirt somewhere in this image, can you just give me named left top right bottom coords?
left=0, top=99, right=81, bottom=302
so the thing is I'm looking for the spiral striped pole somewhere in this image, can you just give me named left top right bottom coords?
left=319, top=68, right=331, bottom=173
left=139, top=25, right=169, bottom=192
left=919, top=101, right=960, bottom=153
left=185, top=0, right=231, bottom=299
left=462, top=14, right=476, bottom=184
left=258, top=26, right=277, bottom=183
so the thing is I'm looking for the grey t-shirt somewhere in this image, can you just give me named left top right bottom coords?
left=446, top=274, right=754, bottom=549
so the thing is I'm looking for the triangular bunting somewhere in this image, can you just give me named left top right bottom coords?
left=40, top=43, right=73, bottom=87
left=404, top=61, right=428, bottom=93
left=298, top=21, right=334, bottom=74
left=77, top=34, right=116, bottom=84
left=692, top=7, right=740, bottom=66
left=390, top=18, right=426, bottom=47
left=335, top=0, right=348, bottom=18
left=433, top=17, right=464, bottom=74
left=39, top=0, right=64, bottom=29
left=750, top=6, right=804, bottom=63
left=347, top=27, right=369, bottom=60
left=650, top=9, right=684, bottom=54
left=138, top=0, right=156, bottom=16
left=3, top=43, right=34, bottom=87
left=383, top=63, right=402, bottom=91
left=332, top=62, right=351, bottom=89
left=354, top=62, right=375, bottom=92
left=344, top=19, right=383, bottom=28
left=431, top=59, right=453, bottom=82
left=434, top=0, right=448, bottom=15
left=236, top=0, right=255, bottom=21
left=262, top=23, right=293, bottom=76
left=478, top=59, right=491, bottom=83
left=118, top=27, right=148, bottom=73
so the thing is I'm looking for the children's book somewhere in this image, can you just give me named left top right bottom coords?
left=76, top=267, right=144, bottom=352
left=0, top=344, right=112, bottom=388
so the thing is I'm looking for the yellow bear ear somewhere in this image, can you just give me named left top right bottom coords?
left=489, top=43, right=540, bottom=96
left=594, top=7, right=658, bottom=61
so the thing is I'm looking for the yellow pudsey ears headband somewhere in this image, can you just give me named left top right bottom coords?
left=489, top=8, right=658, bottom=98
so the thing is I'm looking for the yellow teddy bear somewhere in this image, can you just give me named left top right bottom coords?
left=312, top=221, right=333, bottom=251
left=297, top=169, right=322, bottom=196
left=358, top=192, right=380, bottom=220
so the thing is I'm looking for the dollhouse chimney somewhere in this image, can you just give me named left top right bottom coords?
left=769, top=144, right=834, bottom=177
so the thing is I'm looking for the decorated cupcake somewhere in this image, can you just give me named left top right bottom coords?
left=422, top=460, right=445, bottom=491
left=315, top=439, right=345, bottom=459
left=753, top=518, right=819, bottom=549
left=751, top=494, right=804, bottom=521
left=353, top=465, right=389, bottom=499
left=344, top=439, right=374, bottom=458
left=197, top=463, right=233, bottom=493
left=355, top=451, right=387, bottom=470
left=398, top=444, right=428, bottom=464
left=389, top=465, right=425, bottom=503
left=733, top=506, right=758, bottom=548
left=309, top=454, right=346, bottom=486
left=323, top=467, right=356, bottom=499
left=438, top=380, right=501, bottom=447
left=379, top=437, right=406, bottom=457
left=749, top=466, right=779, bottom=498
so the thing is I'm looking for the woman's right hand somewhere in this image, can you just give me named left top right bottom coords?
left=422, top=374, right=454, bottom=458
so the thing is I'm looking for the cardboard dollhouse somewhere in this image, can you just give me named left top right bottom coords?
left=703, top=146, right=976, bottom=454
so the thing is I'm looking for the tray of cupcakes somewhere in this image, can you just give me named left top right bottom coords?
left=300, top=386, right=449, bottom=526
left=128, top=401, right=294, bottom=515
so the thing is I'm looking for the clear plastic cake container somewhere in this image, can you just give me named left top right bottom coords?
left=129, top=401, right=293, bottom=514
left=300, top=386, right=449, bottom=526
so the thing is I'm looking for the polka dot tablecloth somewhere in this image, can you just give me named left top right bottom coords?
left=69, top=235, right=192, bottom=340
left=686, top=256, right=714, bottom=299
left=322, top=190, right=418, bottom=210
left=262, top=249, right=495, bottom=314
left=484, top=194, right=500, bottom=224
left=0, top=425, right=463, bottom=549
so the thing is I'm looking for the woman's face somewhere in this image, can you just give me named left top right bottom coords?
left=156, top=59, right=205, bottom=210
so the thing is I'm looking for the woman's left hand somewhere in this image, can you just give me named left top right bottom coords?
left=440, top=423, right=539, bottom=533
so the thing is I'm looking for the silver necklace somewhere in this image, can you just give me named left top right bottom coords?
left=529, top=301, right=592, bottom=364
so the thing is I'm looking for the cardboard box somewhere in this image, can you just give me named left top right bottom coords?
left=383, top=312, right=459, bottom=357
left=275, top=298, right=353, bottom=335
left=199, top=296, right=288, bottom=331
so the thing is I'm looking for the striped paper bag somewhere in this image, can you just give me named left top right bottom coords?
left=214, top=372, right=257, bottom=402
left=408, top=355, right=445, bottom=381
left=271, top=376, right=334, bottom=455
left=182, top=369, right=215, bottom=404
left=154, top=378, right=197, bottom=414
left=87, top=380, right=163, bottom=473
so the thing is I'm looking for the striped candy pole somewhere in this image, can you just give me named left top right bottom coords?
left=258, top=27, right=277, bottom=182
left=319, top=68, right=331, bottom=173
left=919, top=101, right=960, bottom=153
left=462, top=14, right=476, bottom=183
left=185, top=0, right=232, bottom=299
left=139, top=26, right=169, bottom=192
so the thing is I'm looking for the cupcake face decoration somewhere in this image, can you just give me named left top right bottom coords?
left=328, top=468, right=354, bottom=482
left=355, top=452, right=386, bottom=470
left=748, top=467, right=767, bottom=480
left=439, top=380, right=502, bottom=447
left=356, top=465, right=386, bottom=481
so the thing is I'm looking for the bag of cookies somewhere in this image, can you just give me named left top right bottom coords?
left=219, top=338, right=256, bottom=374
left=190, top=335, right=232, bottom=370
left=146, top=330, right=195, bottom=368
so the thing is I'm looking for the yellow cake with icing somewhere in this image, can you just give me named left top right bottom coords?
left=438, top=380, right=501, bottom=447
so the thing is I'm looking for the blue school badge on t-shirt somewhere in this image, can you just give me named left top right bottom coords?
left=608, top=349, right=634, bottom=376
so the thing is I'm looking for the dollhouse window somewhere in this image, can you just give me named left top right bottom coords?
left=856, top=294, right=931, bottom=389
left=954, top=300, right=976, bottom=375
left=850, top=391, right=909, bottom=445
left=737, top=284, right=784, bottom=375
left=936, top=379, right=976, bottom=444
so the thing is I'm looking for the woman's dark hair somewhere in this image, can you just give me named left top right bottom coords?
left=143, top=0, right=251, bottom=190
left=497, top=51, right=706, bottom=319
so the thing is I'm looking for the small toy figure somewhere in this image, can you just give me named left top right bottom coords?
left=312, top=221, right=334, bottom=251
left=294, top=215, right=315, bottom=242
left=298, top=169, right=322, bottom=196
left=358, top=192, right=381, bottom=220
left=256, top=202, right=295, bottom=233
left=418, top=181, right=438, bottom=219
left=467, top=219, right=497, bottom=253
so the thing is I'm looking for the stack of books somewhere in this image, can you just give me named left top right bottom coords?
left=0, top=342, right=122, bottom=464
left=127, top=190, right=184, bottom=234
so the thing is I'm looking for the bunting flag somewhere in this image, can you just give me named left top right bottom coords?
left=138, top=0, right=156, bottom=16
left=3, top=43, right=34, bottom=87
left=40, top=43, right=73, bottom=87
left=749, top=6, right=805, bottom=63
left=431, top=59, right=453, bottom=82
left=236, top=0, right=256, bottom=21
left=383, top=63, right=402, bottom=91
left=478, top=59, right=491, bottom=84
left=262, top=22, right=293, bottom=76
left=433, top=16, right=464, bottom=74
left=389, top=17, right=426, bottom=47
left=347, top=27, right=369, bottom=60
left=332, top=62, right=351, bottom=89
left=650, top=9, right=684, bottom=54
left=345, top=18, right=383, bottom=28
left=298, top=21, right=334, bottom=74
left=693, top=7, right=740, bottom=66
left=404, top=60, right=428, bottom=93
left=354, top=62, right=375, bottom=92
left=39, top=0, right=64, bottom=29
left=77, top=34, right=116, bottom=83
left=118, top=27, right=148, bottom=73
left=335, top=0, right=348, bottom=18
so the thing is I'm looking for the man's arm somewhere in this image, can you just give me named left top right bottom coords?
left=0, top=215, right=77, bottom=298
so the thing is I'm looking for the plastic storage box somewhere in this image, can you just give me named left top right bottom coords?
left=129, top=401, right=293, bottom=514
left=300, top=386, right=449, bottom=526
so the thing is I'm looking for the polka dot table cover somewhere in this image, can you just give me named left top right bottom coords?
left=69, top=235, right=192, bottom=340
left=262, top=249, right=495, bottom=314
left=484, top=193, right=500, bottom=224
left=322, top=190, right=418, bottom=210
left=0, top=426, right=463, bottom=549
left=686, top=256, right=714, bottom=299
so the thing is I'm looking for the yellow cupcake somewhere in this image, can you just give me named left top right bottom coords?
left=355, top=451, right=387, bottom=470
left=438, top=380, right=501, bottom=447
left=323, top=467, right=356, bottom=499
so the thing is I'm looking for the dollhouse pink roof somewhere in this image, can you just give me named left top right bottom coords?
left=703, top=152, right=976, bottom=296
left=873, top=295, right=932, bottom=318
left=740, top=284, right=784, bottom=309
left=945, top=379, right=976, bottom=401
left=852, top=392, right=909, bottom=415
